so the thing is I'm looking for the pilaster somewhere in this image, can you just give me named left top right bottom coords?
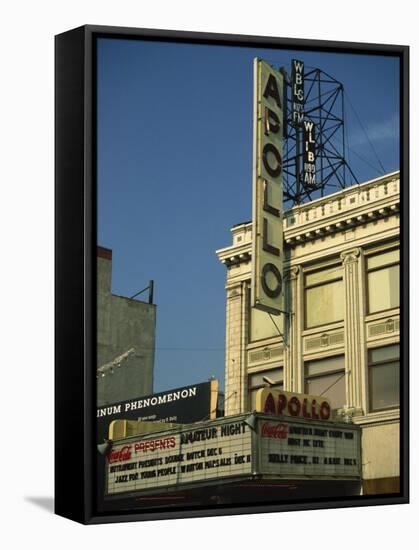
left=284, top=265, right=302, bottom=393
left=341, top=248, right=365, bottom=412
left=224, top=280, right=248, bottom=415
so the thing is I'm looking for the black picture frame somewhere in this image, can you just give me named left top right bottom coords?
left=55, top=24, right=409, bottom=524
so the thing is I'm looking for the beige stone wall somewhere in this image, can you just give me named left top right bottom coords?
left=362, top=422, right=400, bottom=480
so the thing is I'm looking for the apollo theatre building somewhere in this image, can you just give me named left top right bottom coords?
left=216, top=170, right=400, bottom=496
left=102, top=170, right=400, bottom=511
left=100, top=59, right=400, bottom=508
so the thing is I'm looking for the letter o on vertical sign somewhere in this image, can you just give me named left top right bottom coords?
left=261, top=263, right=282, bottom=299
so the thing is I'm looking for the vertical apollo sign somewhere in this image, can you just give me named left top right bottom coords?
left=252, top=59, right=284, bottom=316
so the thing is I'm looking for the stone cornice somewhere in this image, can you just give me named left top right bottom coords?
left=217, top=247, right=251, bottom=267
left=285, top=198, right=399, bottom=247
left=216, top=173, right=400, bottom=267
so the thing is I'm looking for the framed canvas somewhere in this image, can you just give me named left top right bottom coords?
left=55, top=25, right=409, bottom=524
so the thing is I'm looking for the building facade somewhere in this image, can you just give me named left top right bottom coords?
left=216, top=172, right=400, bottom=495
left=97, top=246, right=156, bottom=406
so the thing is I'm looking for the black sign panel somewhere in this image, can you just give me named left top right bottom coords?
left=303, top=120, right=316, bottom=188
left=97, top=381, right=217, bottom=442
left=291, top=59, right=304, bottom=126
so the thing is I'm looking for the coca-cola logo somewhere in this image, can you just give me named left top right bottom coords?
left=262, top=422, right=288, bottom=439
left=108, top=445, right=132, bottom=463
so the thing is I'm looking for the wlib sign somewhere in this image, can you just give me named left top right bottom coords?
left=303, top=120, right=316, bottom=188
left=251, top=58, right=284, bottom=316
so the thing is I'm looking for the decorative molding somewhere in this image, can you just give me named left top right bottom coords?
left=227, top=288, right=241, bottom=298
left=340, top=248, right=361, bottom=265
left=305, top=331, right=344, bottom=351
left=368, top=318, right=400, bottom=338
left=352, top=408, right=400, bottom=426
left=248, top=346, right=284, bottom=365
left=284, top=265, right=300, bottom=281
left=285, top=201, right=399, bottom=246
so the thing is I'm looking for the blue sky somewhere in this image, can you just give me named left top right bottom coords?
left=97, top=38, right=399, bottom=393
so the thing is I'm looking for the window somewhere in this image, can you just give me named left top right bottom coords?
left=248, top=367, right=283, bottom=411
left=368, top=344, right=400, bottom=412
left=304, top=355, right=345, bottom=410
left=367, top=249, right=400, bottom=314
left=304, top=265, right=343, bottom=328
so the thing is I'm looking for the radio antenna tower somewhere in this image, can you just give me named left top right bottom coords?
left=282, top=62, right=358, bottom=206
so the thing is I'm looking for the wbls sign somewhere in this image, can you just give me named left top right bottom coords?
left=251, top=59, right=284, bottom=316
left=291, top=59, right=304, bottom=125
left=291, top=58, right=317, bottom=191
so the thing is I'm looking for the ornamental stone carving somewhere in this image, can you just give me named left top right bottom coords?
left=284, top=265, right=300, bottom=281
left=340, top=248, right=361, bottom=265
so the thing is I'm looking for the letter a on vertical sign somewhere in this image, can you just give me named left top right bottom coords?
left=251, top=59, right=284, bottom=316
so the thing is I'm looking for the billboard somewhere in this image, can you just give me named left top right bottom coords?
left=251, top=59, right=285, bottom=316
left=97, top=380, right=219, bottom=442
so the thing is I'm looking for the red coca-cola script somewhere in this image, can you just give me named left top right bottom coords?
left=108, top=445, right=132, bottom=463
left=261, top=422, right=288, bottom=439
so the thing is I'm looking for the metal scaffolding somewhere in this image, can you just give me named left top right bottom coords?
left=283, top=66, right=358, bottom=206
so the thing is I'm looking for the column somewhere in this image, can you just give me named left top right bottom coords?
left=224, top=280, right=248, bottom=416
left=284, top=266, right=302, bottom=393
left=341, top=248, right=365, bottom=413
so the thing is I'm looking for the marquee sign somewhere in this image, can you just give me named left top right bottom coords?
left=106, top=418, right=252, bottom=495
left=251, top=58, right=285, bottom=316
left=105, top=413, right=361, bottom=497
left=259, top=417, right=360, bottom=479
left=255, top=388, right=332, bottom=421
